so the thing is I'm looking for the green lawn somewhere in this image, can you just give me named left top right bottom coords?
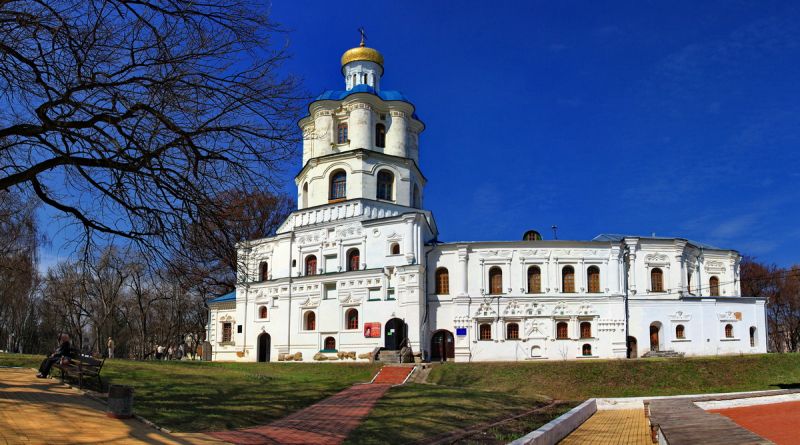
left=426, top=353, right=800, bottom=400
left=5, top=352, right=800, bottom=443
left=0, top=353, right=380, bottom=432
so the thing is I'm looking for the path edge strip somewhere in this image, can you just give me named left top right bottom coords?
left=509, top=398, right=597, bottom=445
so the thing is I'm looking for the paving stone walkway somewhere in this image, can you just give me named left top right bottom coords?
left=208, top=365, right=413, bottom=445
left=559, top=409, right=652, bottom=445
left=0, top=367, right=225, bottom=445
left=208, top=383, right=391, bottom=445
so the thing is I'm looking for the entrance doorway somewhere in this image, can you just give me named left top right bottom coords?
left=430, top=330, right=454, bottom=361
left=649, top=323, right=661, bottom=352
left=628, top=336, right=638, bottom=358
left=257, top=333, right=271, bottom=362
left=385, top=318, right=407, bottom=350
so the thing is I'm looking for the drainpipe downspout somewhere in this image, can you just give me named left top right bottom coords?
left=287, top=233, right=295, bottom=356
left=623, top=245, right=630, bottom=358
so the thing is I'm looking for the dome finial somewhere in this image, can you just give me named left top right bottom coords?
left=358, top=26, right=367, bottom=47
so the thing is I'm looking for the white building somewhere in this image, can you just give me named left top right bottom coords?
left=207, top=39, right=767, bottom=362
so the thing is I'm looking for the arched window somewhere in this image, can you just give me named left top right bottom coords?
left=562, top=266, right=575, bottom=293
left=324, top=336, right=336, bottom=351
left=412, top=184, right=421, bottom=208
left=390, top=242, right=400, bottom=255
left=347, top=248, right=360, bottom=272
left=651, top=268, right=664, bottom=292
left=676, top=324, right=685, bottom=339
left=506, top=323, right=519, bottom=340
left=305, top=255, right=317, bottom=276
left=376, top=170, right=394, bottom=200
left=337, top=123, right=348, bottom=144
left=522, top=230, right=542, bottom=241
left=556, top=322, right=568, bottom=339
left=582, top=344, right=592, bottom=356
left=345, top=308, right=359, bottom=330
left=527, top=266, right=541, bottom=294
left=329, top=170, right=347, bottom=200
left=304, top=311, right=316, bottom=330
left=259, top=306, right=268, bottom=319
left=259, top=262, right=269, bottom=282
left=489, top=267, right=503, bottom=294
left=709, top=276, right=720, bottom=296
left=479, top=323, right=492, bottom=340
left=302, top=182, right=308, bottom=208
left=375, top=124, right=386, bottom=148
left=435, top=268, right=449, bottom=294
left=750, top=326, right=757, bottom=347
left=725, top=323, right=734, bottom=338
left=587, top=266, right=600, bottom=293
left=580, top=322, right=591, bottom=338
left=687, top=271, right=693, bottom=294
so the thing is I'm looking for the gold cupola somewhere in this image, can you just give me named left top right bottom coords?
left=341, top=39, right=384, bottom=71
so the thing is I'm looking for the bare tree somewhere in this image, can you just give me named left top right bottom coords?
left=0, top=0, right=303, bottom=259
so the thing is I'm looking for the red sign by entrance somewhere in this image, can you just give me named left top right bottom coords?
left=364, top=322, right=381, bottom=338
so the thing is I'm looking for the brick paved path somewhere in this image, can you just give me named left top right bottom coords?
left=208, top=366, right=414, bottom=445
left=0, top=367, right=225, bottom=445
left=559, top=409, right=652, bottom=445
left=208, top=383, right=392, bottom=445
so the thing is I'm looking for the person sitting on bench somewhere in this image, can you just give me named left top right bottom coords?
left=36, top=333, right=73, bottom=378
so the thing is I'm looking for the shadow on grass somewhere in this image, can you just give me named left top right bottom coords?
left=345, top=384, right=548, bottom=445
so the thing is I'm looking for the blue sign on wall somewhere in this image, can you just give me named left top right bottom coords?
left=456, top=327, right=467, bottom=336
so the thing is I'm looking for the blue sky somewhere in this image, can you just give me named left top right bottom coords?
left=40, top=1, right=800, bottom=268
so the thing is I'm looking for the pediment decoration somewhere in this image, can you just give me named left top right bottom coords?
left=704, top=261, right=726, bottom=273
left=297, top=230, right=325, bottom=246
left=336, top=223, right=363, bottom=240
left=386, top=232, right=403, bottom=241
left=219, top=315, right=235, bottom=323
left=479, top=249, right=513, bottom=260
left=475, top=301, right=497, bottom=318
left=503, top=300, right=524, bottom=316
left=669, top=310, right=692, bottom=322
left=645, top=253, right=669, bottom=265
left=524, top=319, right=545, bottom=337
left=519, top=249, right=549, bottom=259
left=299, top=297, right=320, bottom=309
left=339, top=293, right=363, bottom=306
left=717, top=311, right=738, bottom=322
left=552, top=302, right=569, bottom=316
left=577, top=304, right=596, bottom=316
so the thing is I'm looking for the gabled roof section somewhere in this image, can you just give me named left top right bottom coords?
left=209, top=291, right=235, bottom=304
left=593, top=233, right=724, bottom=250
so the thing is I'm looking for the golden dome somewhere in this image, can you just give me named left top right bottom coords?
left=341, top=42, right=384, bottom=68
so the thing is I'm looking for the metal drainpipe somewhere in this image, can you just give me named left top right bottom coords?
left=623, top=246, right=630, bottom=358
left=287, top=232, right=294, bottom=355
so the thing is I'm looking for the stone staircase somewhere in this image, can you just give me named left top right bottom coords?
left=371, top=365, right=415, bottom=385
left=642, top=350, right=685, bottom=358
left=377, top=349, right=401, bottom=363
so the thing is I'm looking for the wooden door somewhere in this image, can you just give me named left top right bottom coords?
left=649, top=326, right=659, bottom=352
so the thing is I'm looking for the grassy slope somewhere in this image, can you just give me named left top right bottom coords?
left=427, top=354, right=800, bottom=400
left=0, top=353, right=380, bottom=432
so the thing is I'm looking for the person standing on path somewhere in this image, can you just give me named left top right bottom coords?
left=36, top=334, right=73, bottom=378
left=107, top=337, right=115, bottom=359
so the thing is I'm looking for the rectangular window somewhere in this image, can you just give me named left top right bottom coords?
left=221, top=323, right=232, bottom=342
left=368, top=288, right=382, bottom=301
left=386, top=288, right=396, bottom=300
left=337, top=123, right=348, bottom=144
left=324, top=283, right=338, bottom=300
left=237, top=325, right=243, bottom=334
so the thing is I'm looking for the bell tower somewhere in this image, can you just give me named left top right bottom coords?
left=295, top=35, right=426, bottom=211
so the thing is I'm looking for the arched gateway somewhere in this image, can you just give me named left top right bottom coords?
left=257, top=333, right=271, bottom=362
left=430, top=329, right=454, bottom=361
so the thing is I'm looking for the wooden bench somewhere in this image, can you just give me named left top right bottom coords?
left=54, top=354, right=105, bottom=390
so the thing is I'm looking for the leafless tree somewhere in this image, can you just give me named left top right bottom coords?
left=0, top=0, right=303, bottom=260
